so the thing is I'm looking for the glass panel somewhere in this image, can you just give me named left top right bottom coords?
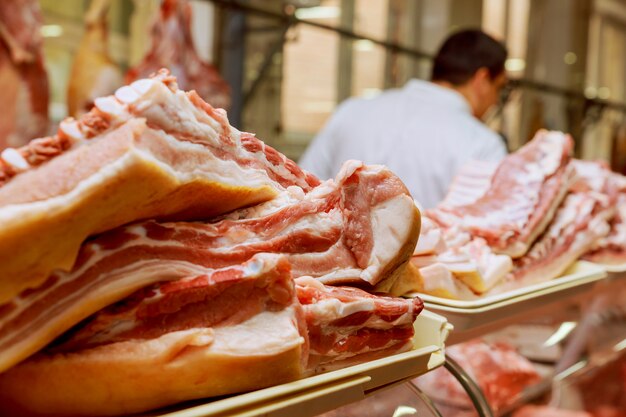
left=282, top=0, right=340, bottom=137
left=351, top=0, right=388, bottom=98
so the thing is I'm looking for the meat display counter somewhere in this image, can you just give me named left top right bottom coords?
left=137, top=311, right=451, bottom=417
left=305, top=262, right=626, bottom=417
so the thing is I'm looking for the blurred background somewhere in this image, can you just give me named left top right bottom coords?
left=35, top=0, right=626, bottom=169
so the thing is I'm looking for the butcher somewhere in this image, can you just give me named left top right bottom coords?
left=299, top=29, right=509, bottom=208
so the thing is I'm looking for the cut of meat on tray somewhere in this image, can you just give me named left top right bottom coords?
left=0, top=69, right=319, bottom=307
left=0, top=0, right=49, bottom=150
left=501, top=160, right=617, bottom=289
left=410, top=216, right=512, bottom=299
left=428, top=130, right=575, bottom=258
left=296, top=276, right=424, bottom=374
left=438, top=160, right=497, bottom=210
left=0, top=254, right=308, bottom=417
left=414, top=339, right=540, bottom=413
left=584, top=172, right=626, bottom=265
left=126, top=0, right=231, bottom=110
left=0, top=161, right=418, bottom=373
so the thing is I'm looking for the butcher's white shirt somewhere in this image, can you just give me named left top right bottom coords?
left=299, top=80, right=507, bottom=209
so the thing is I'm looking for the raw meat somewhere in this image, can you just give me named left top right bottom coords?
left=410, top=216, right=512, bottom=298
left=415, top=339, right=541, bottom=413
left=584, top=173, right=626, bottom=265
left=67, top=0, right=123, bottom=117
left=0, top=70, right=318, bottom=307
left=0, top=254, right=309, bottom=417
left=126, top=0, right=230, bottom=109
left=429, top=131, right=575, bottom=258
left=0, top=0, right=49, bottom=148
left=0, top=161, right=418, bottom=372
left=439, top=160, right=497, bottom=209
left=296, top=276, right=423, bottom=373
left=504, top=160, right=616, bottom=287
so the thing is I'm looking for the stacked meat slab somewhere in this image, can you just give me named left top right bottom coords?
left=0, top=71, right=423, bottom=416
left=413, top=130, right=625, bottom=299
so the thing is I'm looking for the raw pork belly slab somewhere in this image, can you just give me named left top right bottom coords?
left=584, top=172, right=626, bottom=265
left=296, top=277, right=424, bottom=374
left=0, top=70, right=318, bottom=305
left=0, top=254, right=308, bottom=417
left=505, top=160, right=616, bottom=287
left=0, top=161, right=418, bottom=372
left=438, top=160, right=497, bottom=209
left=428, top=130, right=574, bottom=258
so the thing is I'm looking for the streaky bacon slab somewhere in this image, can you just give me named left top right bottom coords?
left=0, top=161, right=419, bottom=373
left=428, top=130, right=574, bottom=258
left=0, top=254, right=310, bottom=417
left=295, top=276, right=423, bottom=374
left=0, top=69, right=319, bottom=308
left=438, top=160, right=497, bottom=209
left=48, top=253, right=307, bottom=355
left=584, top=172, right=626, bottom=265
left=502, top=160, right=616, bottom=288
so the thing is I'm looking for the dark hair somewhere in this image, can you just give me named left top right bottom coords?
left=431, top=29, right=507, bottom=85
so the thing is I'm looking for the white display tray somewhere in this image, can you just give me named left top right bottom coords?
left=146, top=310, right=451, bottom=417
left=411, top=262, right=606, bottom=342
left=593, top=262, right=626, bottom=273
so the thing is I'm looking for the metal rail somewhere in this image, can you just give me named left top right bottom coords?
left=444, top=356, right=494, bottom=417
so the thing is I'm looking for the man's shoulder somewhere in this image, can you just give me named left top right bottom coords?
left=336, top=87, right=408, bottom=113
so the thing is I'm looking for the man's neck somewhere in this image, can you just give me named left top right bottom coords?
left=432, top=80, right=477, bottom=116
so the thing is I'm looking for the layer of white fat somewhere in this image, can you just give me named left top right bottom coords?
left=413, top=217, right=445, bottom=256
left=317, top=338, right=410, bottom=362
left=334, top=160, right=364, bottom=184
left=1, top=148, right=29, bottom=170
left=125, top=80, right=235, bottom=151
left=1, top=258, right=211, bottom=332
left=361, top=195, right=416, bottom=284
left=219, top=186, right=305, bottom=221
left=303, top=297, right=413, bottom=329
left=0, top=258, right=215, bottom=373
left=0, top=130, right=278, bottom=224
left=128, top=79, right=305, bottom=188
left=209, top=306, right=304, bottom=355
left=59, top=119, right=85, bottom=142
left=418, top=263, right=476, bottom=299
left=145, top=129, right=278, bottom=187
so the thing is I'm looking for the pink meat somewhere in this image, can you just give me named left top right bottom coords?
left=126, top=0, right=231, bottom=110
left=0, top=0, right=49, bottom=149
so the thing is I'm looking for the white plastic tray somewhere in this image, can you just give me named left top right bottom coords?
left=592, top=262, right=626, bottom=273
left=412, top=262, right=606, bottom=342
left=147, top=310, right=451, bottom=417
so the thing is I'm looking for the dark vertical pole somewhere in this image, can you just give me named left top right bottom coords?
left=220, top=7, right=246, bottom=128
left=337, top=0, right=354, bottom=104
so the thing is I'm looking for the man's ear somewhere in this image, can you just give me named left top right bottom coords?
left=472, top=67, right=491, bottom=87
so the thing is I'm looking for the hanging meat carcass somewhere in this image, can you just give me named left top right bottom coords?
left=126, top=0, right=231, bottom=109
left=67, top=0, right=123, bottom=117
left=0, top=0, right=49, bottom=149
